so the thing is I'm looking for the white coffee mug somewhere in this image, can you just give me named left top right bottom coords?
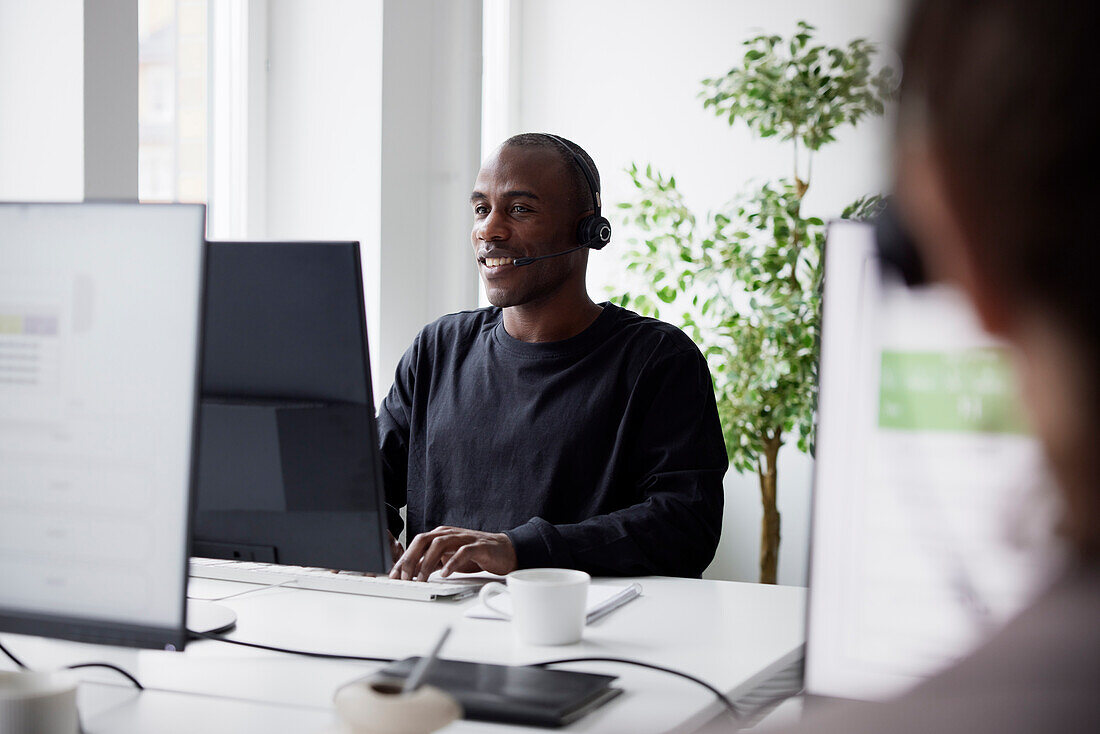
left=0, top=671, right=79, bottom=734
left=478, top=568, right=590, bottom=645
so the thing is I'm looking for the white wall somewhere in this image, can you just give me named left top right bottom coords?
left=510, top=0, right=908, bottom=585
left=378, top=0, right=482, bottom=399
left=0, top=0, right=84, bottom=201
left=263, top=0, right=384, bottom=391
left=259, top=1, right=483, bottom=402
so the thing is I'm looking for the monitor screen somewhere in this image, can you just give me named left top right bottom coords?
left=0, top=202, right=205, bottom=650
left=194, top=241, right=390, bottom=574
left=804, top=221, right=1058, bottom=700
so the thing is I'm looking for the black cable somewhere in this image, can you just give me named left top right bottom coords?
left=532, top=656, right=743, bottom=721
left=0, top=638, right=28, bottom=669
left=188, top=633, right=789, bottom=723
left=9, top=630, right=783, bottom=727
left=1, top=637, right=144, bottom=691
left=66, top=663, right=145, bottom=690
left=189, top=630, right=396, bottom=663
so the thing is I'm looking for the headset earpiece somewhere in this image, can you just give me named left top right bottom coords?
left=578, top=214, right=612, bottom=250
left=543, top=134, right=612, bottom=250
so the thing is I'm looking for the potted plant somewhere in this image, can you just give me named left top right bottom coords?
left=614, top=22, right=894, bottom=583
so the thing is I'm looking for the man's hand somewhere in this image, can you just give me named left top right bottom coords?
left=389, top=526, right=517, bottom=582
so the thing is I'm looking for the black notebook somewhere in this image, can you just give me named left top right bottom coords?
left=375, top=657, right=623, bottom=728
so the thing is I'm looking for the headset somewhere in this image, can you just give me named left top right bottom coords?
left=874, top=202, right=927, bottom=287
left=512, top=134, right=612, bottom=267
left=542, top=133, right=613, bottom=250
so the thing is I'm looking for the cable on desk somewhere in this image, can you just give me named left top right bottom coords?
left=1, top=637, right=145, bottom=691
left=532, top=656, right=744, bottom=722
left=187, top=579, right=295, bottom=602
left=0, top=638, right=28, bottom=669
left=189, top=630, right=396, bottom=663
left=66, top=663, right=145, bottom=690
left=184, top=634, right=788, bottom=724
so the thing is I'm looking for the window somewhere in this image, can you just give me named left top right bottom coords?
left=138, top=0, right=207, bottom=204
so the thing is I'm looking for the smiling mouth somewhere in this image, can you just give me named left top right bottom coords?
left=479, top=256, right=515, bottom=268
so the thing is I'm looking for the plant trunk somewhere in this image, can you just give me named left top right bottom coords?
left=758, top=432, right=782, bottom=584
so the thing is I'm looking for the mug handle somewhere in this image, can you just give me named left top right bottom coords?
left=478, top=581, right=512, bottom=619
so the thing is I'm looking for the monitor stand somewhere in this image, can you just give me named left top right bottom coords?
left=186, top=600, right=237, bottom=635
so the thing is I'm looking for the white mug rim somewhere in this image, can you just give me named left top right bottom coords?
left=506, top=568, right=590, bottom=587
left=0, top=670, right=77, bottom=701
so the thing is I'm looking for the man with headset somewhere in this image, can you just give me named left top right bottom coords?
left=379, top=133, right=728, bottom=581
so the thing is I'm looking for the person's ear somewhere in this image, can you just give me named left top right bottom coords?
left=896, top=140, right=1015, bottom=337
left=950, top=234, right=1013, bottom=337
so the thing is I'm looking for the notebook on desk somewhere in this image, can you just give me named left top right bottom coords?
left=374, top=657, right=623, bottom=727
left=465, top=582, right=642, bottom=624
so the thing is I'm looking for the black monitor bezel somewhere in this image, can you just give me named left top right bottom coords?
left=193, top=240, right=392, bottom=574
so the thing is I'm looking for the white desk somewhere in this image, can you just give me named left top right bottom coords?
left=1, top=576, right=805, bottom=733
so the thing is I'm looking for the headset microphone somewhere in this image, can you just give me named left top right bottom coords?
left=512, top=233, right=609, bottom=267
left=513, top=247, right=584, bottom=268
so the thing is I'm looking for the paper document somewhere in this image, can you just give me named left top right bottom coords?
left=466, top=582, right=642, bottom=624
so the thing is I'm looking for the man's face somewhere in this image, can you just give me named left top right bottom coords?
left=470, top=145, right=583, bottom=308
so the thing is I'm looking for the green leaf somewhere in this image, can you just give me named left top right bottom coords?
left=617, top=21, right=890, bottom=474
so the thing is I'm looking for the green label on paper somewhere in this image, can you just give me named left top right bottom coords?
left=878, top=349, right=1029, bottom=434
left=0, top=313, right=23, bottom=334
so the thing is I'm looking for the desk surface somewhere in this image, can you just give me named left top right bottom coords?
left=2, top=576, right=806, bottom=734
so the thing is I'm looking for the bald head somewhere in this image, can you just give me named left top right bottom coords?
left=499, top=133, right=600, bottom=219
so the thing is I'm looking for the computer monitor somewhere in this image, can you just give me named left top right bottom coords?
left=0, top=202, right=206, bottom=651
left=193, top=241, right=390, bottom=574
left=804, top=221, right=1055, bottom=700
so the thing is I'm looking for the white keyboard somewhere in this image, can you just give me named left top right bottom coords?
left=189, top=558, right=485, bottom=602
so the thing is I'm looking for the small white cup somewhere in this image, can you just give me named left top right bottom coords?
left=0, top=671, right=79, bottom=734
left=478, top=568, right=590, bottom=645
left=333, top=679, right=461, bottom=734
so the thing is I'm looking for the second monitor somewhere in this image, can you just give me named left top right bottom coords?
left=194, top=241, right=390, bottom=574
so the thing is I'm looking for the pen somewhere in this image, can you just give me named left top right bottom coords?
left=403, top=625, right=452, bottom=695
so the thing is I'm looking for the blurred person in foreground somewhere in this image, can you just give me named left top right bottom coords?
left=775, top=1, right=1100, bottom=732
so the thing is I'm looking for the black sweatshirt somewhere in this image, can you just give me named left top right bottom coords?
left=377, top=303, right=728, bottom=577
